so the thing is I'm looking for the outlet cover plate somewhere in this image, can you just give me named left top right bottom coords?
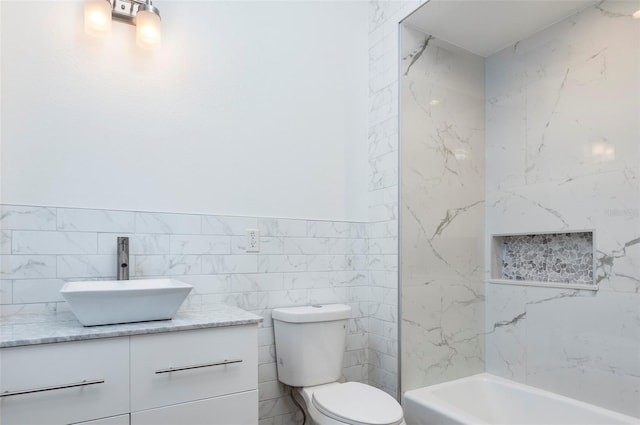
left=246, top=229, right=260, bottom=253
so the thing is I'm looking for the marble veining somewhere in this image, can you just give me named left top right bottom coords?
left=401, top=25, right=485, bottom=393
left=0, top=304, right=262, bottom=348
left=484, top=0, right=640, bottom=417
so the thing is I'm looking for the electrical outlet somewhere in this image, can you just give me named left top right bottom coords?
left=246, top=229, right=260, bottom=253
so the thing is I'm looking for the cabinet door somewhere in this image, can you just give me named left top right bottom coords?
left=73, top=414, right=130, bottom=425
left=130, top=390, right=257, bottom=425
left=0, top=338, right=129, bottom=425
left=130, top=325, right=257, bottom=411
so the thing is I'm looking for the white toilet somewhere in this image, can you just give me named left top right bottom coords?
left=272, top=304, right=405, bottom=425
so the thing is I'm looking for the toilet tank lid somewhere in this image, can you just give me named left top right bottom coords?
left=272, top=304, right=351, bottom=323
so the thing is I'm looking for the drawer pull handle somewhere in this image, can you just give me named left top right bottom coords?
left=155, top=359, right=243, bottom=374
left=0, top=379, right=105, bottom=398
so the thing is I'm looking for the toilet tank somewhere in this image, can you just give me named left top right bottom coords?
left=272, top=304, right=351, bottom=387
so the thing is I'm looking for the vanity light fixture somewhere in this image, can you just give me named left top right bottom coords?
left=84, top=0, right=161, bottom=48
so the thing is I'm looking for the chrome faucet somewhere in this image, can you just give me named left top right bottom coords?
left=117, top=237, right=129, bottom=280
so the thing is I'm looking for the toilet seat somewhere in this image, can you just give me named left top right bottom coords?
left=311, top=382, right=403, bottom=425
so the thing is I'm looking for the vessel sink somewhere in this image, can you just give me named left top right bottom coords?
left=60, top=279, right=193, bottom=326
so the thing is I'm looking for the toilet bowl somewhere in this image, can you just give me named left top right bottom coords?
left=298, top=382, right=405, bottom=425
left=272, top=304, right=405, bottom=425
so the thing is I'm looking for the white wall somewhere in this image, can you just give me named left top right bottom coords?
left=0, top=0, right=369, bottom=221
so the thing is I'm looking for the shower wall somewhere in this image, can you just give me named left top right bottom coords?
left=485, top=2, right=640, bottom=417
left=400, top=26, right=485, bottom=392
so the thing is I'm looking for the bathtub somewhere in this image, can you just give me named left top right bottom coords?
left=403, top=373, right=639, bottom=425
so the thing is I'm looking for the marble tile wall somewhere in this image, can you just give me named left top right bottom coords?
left=400, top=26, right=486, bottom=392
left=0, top=204, right=369, bottom=425
left=485, top=1, right=640, bottom=417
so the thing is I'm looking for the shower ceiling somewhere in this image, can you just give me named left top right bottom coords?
left=402, top=0, right=599, bottom=57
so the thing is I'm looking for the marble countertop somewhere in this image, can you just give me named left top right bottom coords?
left=0, top=304, right=263, bottom=348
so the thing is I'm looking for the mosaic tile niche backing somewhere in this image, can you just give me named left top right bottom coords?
left=494, top=232, right=594, bottom=285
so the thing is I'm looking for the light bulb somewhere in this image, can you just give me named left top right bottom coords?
left=84, top=0, right=112, bottom=38
left=136, top=9, right=161, bottom=49
left=633, top=9, right=640, bottom=19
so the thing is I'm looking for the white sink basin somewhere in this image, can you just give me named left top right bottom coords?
left=60, top=279, right=193, bottom=326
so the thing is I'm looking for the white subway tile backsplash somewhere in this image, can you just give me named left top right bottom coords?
left=329, top=271, right=368, bottom=286
left=307, top=254, right=367, bottom=272
left=308, top=287, right=349, bottom=305
left=344, top=348, right=369, bottom=368
left=223, top=291, right=271, bottom=311
left=12, top=278, right=65, bottom=303
left=368, top=254, right=397, bottom=271
left=349, top=286, right=373, bottom=303
left=1, top=255, right=57, bottom=279
left=346, top=332, right=368, bottom=351
left=258, top=238, right=285, bottom=255
left=327, top=238, right=367, bottom=255
left=258, top=327, right=275, bottom=347
left=170, top=235, right=231, bottom=255
left=0, top=280, right=12, bottom=304
left=306, top=221, right=352, bottom=238
left=258, top=218, right=307, bottom=237
left=283, top=237, right=328, bottom=255
left=232, top=273, right=285, bottom=292
left=12, top=231, right=97, bottom=255
left=258, top=255, right=307, bottom=273
left=369, top=271, right=397, bottom=288
left=258, top=344, right=277, bottom=364
left=98, top=233, right=170, bottom=255
left=1, top=230, right=11, bottom=254
left=57, top=255, right=116, bottom=278
left=368, top=237, right=397, bottom=255
left=176, top=274, right=232, bottom=294
left=282, top=271, right=328, bottom=289
left=231, top=235, right=285, bottom=255
left=258, top=362, right=278, bottom=383
left=259, top=397, right=296, bottom=422
left=0, top=205, right=56, bottom=230
left=57, top=208, right=134, bottom=232
left=135, top=212, right=201, bottom=234
left=202, top=215, right=258, bottom=236
left=135, top=255, right=201, bottom=276
left=202, top=254, right=258, bottom=274
left=258, top=380, right=285, bottom=401
left=268, top=289, right=311, bottom=308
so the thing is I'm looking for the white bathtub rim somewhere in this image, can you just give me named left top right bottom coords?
left=402, top=373, right=640, bottom=424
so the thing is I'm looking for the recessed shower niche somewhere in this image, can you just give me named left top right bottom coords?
left=490, top=231, right=596, bottom=290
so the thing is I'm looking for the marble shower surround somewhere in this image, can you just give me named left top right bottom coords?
left=484, top=1, right=640, bottom=418
left=400, top=27, right=486, bottom=392
left=497, top=232, right=594, bottom=284
left=0, top=204, right=370, bottom=425
left=389, top=0, right=638, bottom=418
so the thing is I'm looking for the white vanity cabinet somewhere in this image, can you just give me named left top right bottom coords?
left=130, top=326, right=258, bottom=424
left=0, top=324, right=258, bottom=425
left=0, top=337, right=130, bottom=425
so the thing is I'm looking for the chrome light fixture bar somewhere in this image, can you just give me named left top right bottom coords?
left=85, top=0, right=161, bottom=48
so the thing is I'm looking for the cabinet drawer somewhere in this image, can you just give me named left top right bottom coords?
left=131, top=390, right=258, bottom=425
left=0, top=338, right=129, bottom=425
left=130, top=325, right=257, bottom=411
